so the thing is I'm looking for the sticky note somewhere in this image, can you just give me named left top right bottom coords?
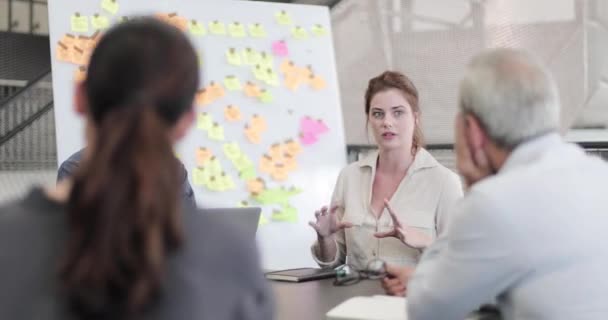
left=224, top=105, right=242, bottom=122
left=71, top=46, right=88, bottom=66
left=224, top=75, right=242, bottom=91
left=284, top=139, right=303, bottom=156
left=196, top=147, right=213, bottom=166
left=291, top=26, right=309, bottom=40
left=71, top=13, right=89, bottom=33
left=190, top=20, right=206, bottom=36
left=74, top=66, right=87, bottom=83
left=259, top=154, right=274, bottom=173
left=254, top=187, right=301, bottom=206
left=228, top=22, right=247, bottom=38
left=101, top=0, right=119, bottom=15
left=271, top=205, right=298, bottom=223
left=275, top=10, right=293, bottom=25
left=253, top=65, right=268, bottom=82
left=251, top=114, right=268, bottom=132
left=265, top=69, right=279, bottom=86
left=315, top=119, right=329, bottom=134
left=259, top=214, right=269, bottom=226
left=259, top=89, right=274, bottom=103
left=259, top=52, right=274, bottom=69
left=242, top=48, right=261, bottom=65
left=192, top=167, right=210, bottom=186
left=268, top=143, right=284, bottom=159
left=233, top=154, right=254, bottom=171
left=300, top=131, right=318, bottom=145
left=244, top=82, right=262, bottom=98
left=60, top=34, right=77, bottom=47
left=246, top=177, right=265, bottom=194
left=284, top=74, right=301, bottom=91
left=248, top=23, right=267, bottom=38
left=209, top=82, right=225, bottom=99
left=245, top=125, right=262, bottom=144
left=309, top=74, right=327, bottom=90
left=239, top=167, right=257, bottom=180
left=271, top=41, right=289, bottom=57
left=222, top=142, right=242, bottom=160
left=168, top=14, right=188, bottom=31
left=226, top=48, right=242, bottom=66
left=271, top=163, right=289, bottom=181
left=196, top=113, right=213, bottom=131
left=207, top=157, right=223, bottom=176
left=56, top=42, right=72, bottom=63
left=219, top=173, right=236, bottom=190
left=311, top=24, right=328, bottom=36
left=195, top=89, right=213, bottom=106
left=297, top=65, right=314, bottom=80
left=208, top=123, right=225, bottom=141
left=280, top=59, right=297, bottom=75
left=209, top=21, right=226, bottom=35
left=91, top=14, right=110, bottom=30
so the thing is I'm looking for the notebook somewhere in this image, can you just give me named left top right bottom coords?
left=326, top=295, right=407, bottom=320
left=265, top=267, right=336, bottom=282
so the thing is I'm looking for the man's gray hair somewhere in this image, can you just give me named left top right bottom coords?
left=459, top=48, right=561, bottom=148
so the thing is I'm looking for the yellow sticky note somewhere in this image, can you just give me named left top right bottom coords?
left=248, top=23, right=267, bottom=38
left=259, top=52, right=274, bottom=69
left=224, top=75, right=242, bottom=91
left=91, top=14, right=109, bottom=30
left=71, top=13, right=89, bottom=33
left=219, top=173, right=236, bottom=190
left=222, top=142, right=242, bottom=160
left=101, top=0, right=119, bottom=15
left=233, top=154, right=254, bottom=171
left=311, top=24, right=327, bottom=36
left=193, top=167, right=210, bottom=186
left=197, top=113, right=213, bottom=131
left=242, top=48, right=261, bottom=65
left=208, top=157, right=223, bottom=176
left=209, top=21, right=226, bottom=35
left=240, top=167, right=256, bottom=181
left=275, top=10, right=293, bottom=25
left=253, top=64, right=268, bottom=82
left=208, top=123, right=225, bottom=141
left=265, top=68, right=279, bottom=86
left=291, top=26, right=309, bottom=40
left=190, top=20, right=206, bottom=36
left=226, top=48, right=242, bottom=66
left=259, top=89, right=274, bottom=103
left=228, top=22, right=247, bottom=38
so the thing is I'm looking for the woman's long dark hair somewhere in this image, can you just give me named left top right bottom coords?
left=60, top=17, right=199, bottom=319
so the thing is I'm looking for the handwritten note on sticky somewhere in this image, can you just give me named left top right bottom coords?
left=244, top=82, right=262, bottom=97
left=101, top=0, right=119, bottom=15
left=259, top=52, right=274, bottom=68
left=195, top=89, right=213, bottom=106
left=207, top=157, right=223, bottom=176
left=71, top=13, right=89, bottom=33
left=192, top=167, right=208, bottom=186
left=74, top=66, right=87, bottom=83
left=284, top=139, right=303, bottom=156
left=233, top=154, right=254, bottom=171
left=254, top=187, right=301, bottom=206
left=208, top=123, right=225, bottom=141
left=71, top=46, right=88, bottom=66
left=275, top=10, right=293, bottom=25
left=222, top=142, right=242, bottom=160
left=224, top=75, right=242, bottom=91
left=209, top=82, right=225, bottom=99
left=196, top=113, right=213, bottom=131
left=196, top=147, right=213, bottom=166
left=248, top=23, right=267, bottom=38
left=280, top=59, right=297, bottom=75
left=253, top=65, right=269, bottom=82
left=246, top=177, right=265, bottom=194
left=91, top=14, right=109, bottom=30
left=309, top=74, right=327, bottom=90
left=56, top=41, right=72, bottom=63
left=209, top=21, right=226, bottom=35
left=291, top=26, right=309, bottom=40
left=189, top=20, right=206, bottom=36
left=228, top=22, right=247, bottom=38
left=224, top=105, right=242, bottom=122
left=259, top=154, right=273, bottom=173
left=259, top=89, right=274, bottom=103
left=245, top=125, right=262, bottom=144
left=226, top=48, right=242, bottom=66
left=271, top=41, right=289, bottom=57
left=219, top=173, right=236, bottom=190
left=311, top=24, right=328, bottom=36
left=243, top=48, right=260, bottom=65
left=251, top=114, right=268, bottom=132
left=265, top=69, right=279, bottom=86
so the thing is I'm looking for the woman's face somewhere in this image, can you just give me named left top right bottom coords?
left=368, top=88, right=417, bottom=152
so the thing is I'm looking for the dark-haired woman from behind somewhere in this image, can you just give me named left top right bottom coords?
left=0, top=17, right=273, bottom=320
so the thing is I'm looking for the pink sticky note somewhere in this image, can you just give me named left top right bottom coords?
left=271, top=40, right=289, bottom=57
left=300, top=116, right=317, bottom=134
left=314, top=119, right=329, bottom=134
left=299, top=131, right=318, bottom=145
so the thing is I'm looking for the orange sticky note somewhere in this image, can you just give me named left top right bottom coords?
left=56, top=41, right=72, bottom=63
left=196, top=147, right=213, bottom=166
left=244, top=81, right=262, bottom=97
left=259, top=154, right=274, bottom=173
left=245, top=125, right=262, bottom=144
left=283, top=153, right=298, bottom=171
left=224, top=105, right=242, bottom=122
left=284, top=74, right=301, bottom=91
left=297, top=65, right=314, bottom=81
left=61, top=34, right=77, bottom=47
left=309, top=74, right=326, bottom=90
left=280, top=60, right=296, bottom=75
left=167, top=13, right=188, bottom=31
left=74, top=66, right=87, bottom=83
left=247, top=177, right=266, bottom=194
left=284, top=139, right=303, bottom=156
left=250, top=114, right=267, bottom=132
left=72, top=46, right=88, bottom=66
left=195, top=89, right=213, bottom=106
left=209, top=82, right=225, bottom=99
left=270, top=163, right=289, bottom=181
left=268, top=143, right=284, bottom=159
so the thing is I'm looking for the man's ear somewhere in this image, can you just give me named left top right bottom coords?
left=463, top=113, right=488, bottom=152
left=171, top=107, right=195, bottom=142
left=73, top=82, right=88, bottom=116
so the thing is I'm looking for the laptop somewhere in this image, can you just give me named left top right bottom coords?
left=202, top=207, right=261, bottom=239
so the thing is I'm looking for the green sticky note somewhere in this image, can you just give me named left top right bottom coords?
left=311, top=24, right=327, bottom=36
left=192, top=167, right=210, bottom=186
left=197, top=113, right=212, bottom=131
left=265, top=69, right=279, bottom=87
left=190, top=20, right=206, bottom=36
left=224, top=76, right=242, bottom=91
left=226, top=48, right=242, bottom=66
left=222, top=142, right=242, bottom=160
left=206, top=176, right=222, bottom=191
left=101, top=0, right=119, bottom=15
left=259, top=90, right=274, bottom=103
left=220, top=173, right=236, bottom=190
left=275, top=10, right=293, bottom=25
left=207, top=157, right=223, bottom=176
left=71, top=14, right=89, bottom=33
left=254, top=187, right=301, bottom=206
left=233, top=154, right=254, bottom=171
left=291, top=26, right=309, bottom=40
left=209, top=21, right=226, bottom=35
left=228, top=22, right=247, bottom=38
left=248, top=23, right=267, bottom=38
left=259, top=52, right=274, bottom=69
left=208, top=123, right=225, bottom=141
left=91, top=14, right=109, bottom=30
left=259, top=213, right=269, bottom=226
left=271, top=205, right=298, bottom=223
left=239, top=166, right=256, bottom=180
left=242, top=48, right=261, bottom=65
left=252, top=65, right=268, bottom=82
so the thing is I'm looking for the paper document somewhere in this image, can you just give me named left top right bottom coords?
left=326, top=295, right=406, bottom=320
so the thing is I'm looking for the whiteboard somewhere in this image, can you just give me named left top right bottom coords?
left=48, top=0, right=346, bottom=269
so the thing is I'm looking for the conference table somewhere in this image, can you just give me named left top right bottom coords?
left=270, top=278, right=500, bottom=320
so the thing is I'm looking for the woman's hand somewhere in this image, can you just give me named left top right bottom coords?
left=374, top=199, right=432, bottom=250
left=382, top=264, right=414, bottom=297
left=308, top=205, right=353, bottom=238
